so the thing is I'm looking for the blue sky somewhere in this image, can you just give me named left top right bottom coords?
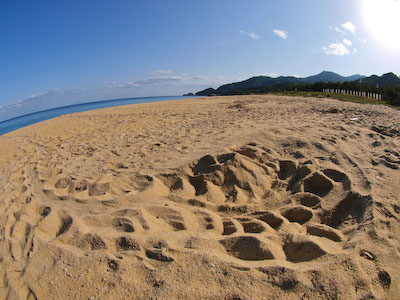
left=1, top=0, right=400, bottom=121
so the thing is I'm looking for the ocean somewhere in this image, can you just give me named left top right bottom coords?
left=0, top=96, right=195, bottom=136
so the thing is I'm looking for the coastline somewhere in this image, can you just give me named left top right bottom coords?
left=0, top=95, right=196, bottom=136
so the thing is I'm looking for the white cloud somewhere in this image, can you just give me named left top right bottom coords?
left=191, top=75, right=209, bottom=81
left=0, top=88, right=81, bottom=120
left=133, top=75, right=185, bottom=86
left=103, top=74, right=218, bottom=89
left=343, top=38, right=352, bottom=46
left=273, top=29, right=288, bottom=39
left=322, top=43, right=350, bottom=56
left=240, top=30, right=260, bottom=40
left=104, top=76, right=187, bottom=88
left=150, top=70, right=172, bottom=75
left=249, top=32, right=260, bottom=40
left=17, top=89, right=74, bottom=104
left=104, top=81, right=140, bottom=88
left=332, top=26, right=345, bottom=34
left=353, top=48, right=358, bottom=55
left=341, top=21, right=356, bottom=34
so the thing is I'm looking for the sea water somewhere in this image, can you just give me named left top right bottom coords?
left=0, top=96, right=194, bottom=136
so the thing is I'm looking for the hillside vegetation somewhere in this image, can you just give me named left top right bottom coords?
left=195, top=71, right=400, bottom=106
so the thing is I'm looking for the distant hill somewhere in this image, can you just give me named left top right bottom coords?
left=195, top=88, right=217, bottom=96
left=358, top=72, right=400, bottom=88
left=214, top=76, right=300, bottom=95
left=196, top=71, right=365, bottom=96
left=303, top=71, right=364, bottom=84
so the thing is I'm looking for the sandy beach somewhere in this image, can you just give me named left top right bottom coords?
left=0, top=94, right=399, bottom=300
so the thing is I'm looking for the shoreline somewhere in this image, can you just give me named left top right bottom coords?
left=0, top=95, right=197, bottom=136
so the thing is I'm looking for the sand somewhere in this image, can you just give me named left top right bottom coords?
left=0, top=94, right=399, bottom=300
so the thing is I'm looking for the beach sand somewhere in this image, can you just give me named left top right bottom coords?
left=0, top=95, right=399, bottom=300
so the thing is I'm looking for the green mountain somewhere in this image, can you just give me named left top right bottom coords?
left=303, top=71, right=364, bottom=84
left=215, top=76, right=300, bottom=95
left=359, top=72, right=400, bottom=88
left=195, top=71, right=365, bottom=96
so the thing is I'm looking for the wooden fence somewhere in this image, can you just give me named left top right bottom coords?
left=322, top=89, right=382, bottom=100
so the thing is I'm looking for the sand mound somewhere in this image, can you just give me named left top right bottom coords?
left=1, top=95, right=399, bottom=299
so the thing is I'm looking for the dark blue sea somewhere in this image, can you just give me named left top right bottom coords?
left=0, top=96, right=195, bottom=136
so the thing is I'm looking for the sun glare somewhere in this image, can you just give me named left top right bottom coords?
left=362, top=0, right=400, bottom=51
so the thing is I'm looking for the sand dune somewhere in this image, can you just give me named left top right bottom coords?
left=0, top=95, right=399, bottom=299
